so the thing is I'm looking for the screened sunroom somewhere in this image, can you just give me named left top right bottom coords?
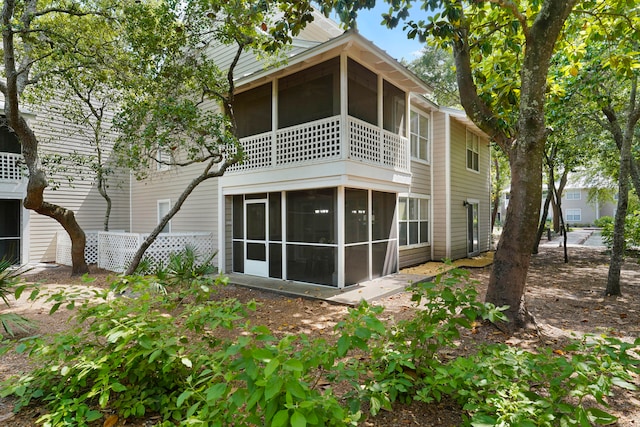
left=219, top=31, right=432, bottom=288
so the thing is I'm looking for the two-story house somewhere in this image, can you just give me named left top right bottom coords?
left=2, top=11, right=490, bottom=289
left=127, top=14, right=491, bottom=288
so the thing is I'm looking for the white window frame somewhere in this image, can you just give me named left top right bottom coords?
left=565, top=190, right=581, bottom=200
left=398, top=194, right=430, bottom=248
left=466, top=130, right=480, bottom=172
left=410, top=110, right=430, bottom=162
left=565, top=208, right=581, bottom=222
left=157, top=199, right=172, bottom=233
left=156, top=146, right=171, bottom=171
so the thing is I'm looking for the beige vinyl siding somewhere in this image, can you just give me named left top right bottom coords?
left=431, top=111, right=448, bottom=260
left=398, top=158, right=432, bottom=268
left=26, top=99, right=130, bottom=262
left=448, top=120, right=491, bottom=260
left=130, top=163, right=218, bottom=237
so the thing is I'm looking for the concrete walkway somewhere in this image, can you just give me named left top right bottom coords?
left=227, top=272, right=431, bottom=306
left=538, top=228, right=605, bottom=248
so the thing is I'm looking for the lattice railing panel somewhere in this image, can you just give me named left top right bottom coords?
left=276, top=116, right=341, bottom=165
left=348, top=117, right=380, bottom=164
left=0, top=153, right=24, bottom=181
left=56, top=231, right=102, bottom=266
left=97, top=232, right=215, bottom=273
left=229, top=132, right=273, bottom=172
left=383, top=130, right=409, bottom=172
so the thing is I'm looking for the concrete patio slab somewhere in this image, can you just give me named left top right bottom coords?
left=226, top=272, right=431, bottom=306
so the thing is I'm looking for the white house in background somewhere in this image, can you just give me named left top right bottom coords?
left=2, top=11, right=491, bottom=289
left=499, top=174, right=616, bottom=227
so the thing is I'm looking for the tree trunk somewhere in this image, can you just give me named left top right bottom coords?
left=485, top=145, right=542, bottom=331
left=606, top=145, right=630, bottom=296
left=124, top=158, right=238, bottom=275
left=533, top=174, right=554, bottom=254
left=2, top=0, right=88, bottom=274
left=15, top=118, right=90, bottom=275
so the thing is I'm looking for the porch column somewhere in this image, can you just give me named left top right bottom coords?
left=340, top=53, right=348, bottom=160
left=337, top=186, right=345, bottom=288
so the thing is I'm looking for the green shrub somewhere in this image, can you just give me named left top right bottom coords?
left=416, top=336, right=639, bottom=426
left=2, top=266, right=637, bottom=427
left=0, top=260, right=34, bottom=337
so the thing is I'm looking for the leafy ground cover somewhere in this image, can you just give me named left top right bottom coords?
left=0, top=245, right=638, bottom=426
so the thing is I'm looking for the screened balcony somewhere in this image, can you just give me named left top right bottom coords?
left=230, top=115, right=409, bottom=173
left=227, top=56, right=410, bottom=176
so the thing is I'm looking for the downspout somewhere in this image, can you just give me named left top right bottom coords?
left=445, top=112, right=451, bottom=259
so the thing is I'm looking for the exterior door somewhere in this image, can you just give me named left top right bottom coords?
left=467, top=201, right=479, bottom=256
left=0, top=199, right=21, bottom=263
left=244, top=199, right=268, bottom=277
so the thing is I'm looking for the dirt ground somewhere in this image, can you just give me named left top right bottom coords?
left=1, top=245, right=639, bottom=426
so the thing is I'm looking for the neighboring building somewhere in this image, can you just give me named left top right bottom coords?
left=2, top=12, right=491, bottom=289
left=499, top=174, right=616, bottom=227
left=0, top=102, right=130, bottom=264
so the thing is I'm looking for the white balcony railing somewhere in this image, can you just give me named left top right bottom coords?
left=229, top=115, right=409, bottom=173
left=0, top=152, right=23, bottom=181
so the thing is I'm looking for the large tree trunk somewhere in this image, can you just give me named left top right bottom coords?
left=603, top=78, right=640, bottom=295
left=482, top=2, right=575, bottom=332
left=485, top=143, right=542, bottom=330
left=2, top=0, right=88, bottom=274
left=14, top=117, right=90, bottom=275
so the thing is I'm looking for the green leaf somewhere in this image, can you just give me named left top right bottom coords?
left=265, top=377, right=284, bottom=401
left=111, top=382, right=127, bottom=392
left=149, top=348, right=163, bottom=362
left=176, top=390, right=193, bottom=408
left=470, top=414, right=498, bottom=427
left=586, top=407, right=618, bottom=425
left=291, top=410, right=307, bottom=427
left=272, top=409, right=289, bottom=427
left=611, top=376, right=637, bottom=390
left=85, top=410, right=102, bottom=422
left=206, top=383, right=227, bottom=402
left=337, top=335, right=350, bottom=357
left=283, top=359, right=303, bottom=372
left=264, top=358, right=280, bottom=377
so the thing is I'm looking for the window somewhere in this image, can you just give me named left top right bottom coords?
left=565, top=190, right=581, bottom=200
left=410, top=110, right=430, bottom=161
left=566, top=209, right=581, bottom=222
left=398, top=196, right=429, bottom=246
left=157, top=200, right=171, bottom=233
left=156, top=146, right=172, bottom=171
left=466, top=130, right=479, bottom=172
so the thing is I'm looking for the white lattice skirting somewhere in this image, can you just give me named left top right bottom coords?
left=97, top=232, right=215, bottom=273
left=56, top=231, right=101, bottom=266
left=56, top=231, right=215, bottom=273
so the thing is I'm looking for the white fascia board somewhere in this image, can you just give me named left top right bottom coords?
left=235, top=30, right=434, bottom=96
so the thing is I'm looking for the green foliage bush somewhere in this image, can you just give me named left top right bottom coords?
left=598, top=213, right=640, bottom=250
left=0, top=260, right=34, bottom=339
left=1, top=263, right=638, bottom=426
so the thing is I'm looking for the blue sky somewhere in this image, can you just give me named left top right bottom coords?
left=352, top=4, right=426, bottom=62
